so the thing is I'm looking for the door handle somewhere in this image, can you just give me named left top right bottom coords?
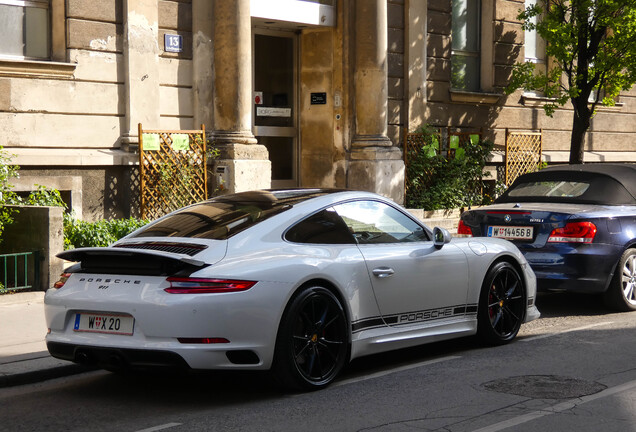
left=372, top=267, right=395, bottom=278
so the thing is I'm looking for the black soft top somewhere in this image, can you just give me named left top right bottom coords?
left=497, top=164, right=636, bottom=205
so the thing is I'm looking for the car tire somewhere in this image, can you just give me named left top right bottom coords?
left=603, top=248, right=636, bottom=312
left=477, top=261, right=526, bottom=346
left=273, top=286, right=349, bottom=391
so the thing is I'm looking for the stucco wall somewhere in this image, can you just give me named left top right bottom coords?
left=17, top=166, right=139, bottom=221
left=159, top=0, right=194, bottom=130
left=1, top=0, right=635, bottom=222
left=1, top=0, right=194, bottom=220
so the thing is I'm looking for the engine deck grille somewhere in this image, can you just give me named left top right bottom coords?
left=114, top=242, right=208, bottom=256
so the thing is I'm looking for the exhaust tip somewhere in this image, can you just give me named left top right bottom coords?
left=75, top=350, right=93, bottom=365
left=107, top=354, right=125, bottom=369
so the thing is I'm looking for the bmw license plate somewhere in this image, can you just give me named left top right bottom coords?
left=487, top=225, right=533, bottom=240
left=73, top=313, right=135, bottom=335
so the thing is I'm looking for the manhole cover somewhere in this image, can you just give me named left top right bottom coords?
left=483, top=375, right=607, bottom=399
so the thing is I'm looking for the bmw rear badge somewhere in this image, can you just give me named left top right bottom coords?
left=504, top=215, right=511, bottom=223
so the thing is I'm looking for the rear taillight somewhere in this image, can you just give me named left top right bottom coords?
left=164, top=277, right=256, bottom=294
left=548, top=222, right=597, bottom=243
left=457, top=220, right=473, bottom=236
left=53, top=273, right=72, bottom=289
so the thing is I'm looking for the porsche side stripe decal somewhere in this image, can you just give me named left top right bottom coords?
left=351, top=317, right=386, bottom=332
left=352, top=304, right=478, bottom=333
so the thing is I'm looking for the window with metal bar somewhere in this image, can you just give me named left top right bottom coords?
left=451, top=0, right=481, bottom=92
left=0, top=0, right=50, bottom=60
left=524, top=0, right=547, bottom=96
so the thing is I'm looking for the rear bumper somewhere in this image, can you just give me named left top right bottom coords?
left=47, top=341, right=190, bottom=370
left=522, top=243, right=621, bottom=293
left=46, top=340, right=264, bottom=371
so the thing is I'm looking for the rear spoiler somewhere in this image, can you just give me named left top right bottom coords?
left=58, top=247, right=206, bottom=276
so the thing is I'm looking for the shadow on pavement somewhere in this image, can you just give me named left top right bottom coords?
left=534, top=291, right=611, bottom=318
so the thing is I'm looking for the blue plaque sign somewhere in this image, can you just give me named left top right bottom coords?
left=164, top=34, right=183, bottom=53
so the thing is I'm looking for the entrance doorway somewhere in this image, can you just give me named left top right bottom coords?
left=253, top=31, right=298, bottom=188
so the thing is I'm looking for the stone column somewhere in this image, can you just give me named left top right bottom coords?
left=349, top=0, right=404, bottom=203
left=192, top=0, right=214, bottom=129
left=211, top=0, right=271, bottom=193
left=121, top=0, right=161, bottom=145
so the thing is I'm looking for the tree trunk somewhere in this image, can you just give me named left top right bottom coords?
left=569, top=97, right=592, bottom=164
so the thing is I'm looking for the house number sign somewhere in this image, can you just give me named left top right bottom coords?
left=164, top=34, right=183, bottom=53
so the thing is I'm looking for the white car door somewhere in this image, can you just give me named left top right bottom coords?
left=333, top=200, right=470, bottom=327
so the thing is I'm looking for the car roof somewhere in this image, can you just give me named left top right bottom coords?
left=498, top=164, right=636, bottom=205
left=210, top=188, right=349, bottom=206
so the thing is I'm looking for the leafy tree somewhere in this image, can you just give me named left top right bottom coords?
left=506, top=0, right=636, bottom=164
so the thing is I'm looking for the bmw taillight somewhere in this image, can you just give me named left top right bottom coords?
left=548, top=222, right=597, bottom=243
left=52, top=273, right=72, bottom=289
left=164, top=277, right=256, bottom=294
left=457, top=220, right=473, bottom=236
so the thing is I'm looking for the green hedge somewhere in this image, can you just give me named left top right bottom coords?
left=63, top=217, right=148, bottom=249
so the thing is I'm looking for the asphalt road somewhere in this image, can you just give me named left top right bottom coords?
left=1, top=292, right=636, bottom=432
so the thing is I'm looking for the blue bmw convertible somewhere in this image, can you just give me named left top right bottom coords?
left=459, top=163, right=636, bottom=311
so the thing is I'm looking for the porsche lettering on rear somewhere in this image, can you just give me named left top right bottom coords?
left=78, top=277, right=142, bottom=285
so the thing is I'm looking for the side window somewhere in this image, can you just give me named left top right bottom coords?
left=285, top=208, right=355, bottom=244
left=0, top=0, right=50, bottom=60
left=333, top=201, right=430, bottom=245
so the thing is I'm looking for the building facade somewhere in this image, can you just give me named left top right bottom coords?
left=1, top=0, right=635, bottom=220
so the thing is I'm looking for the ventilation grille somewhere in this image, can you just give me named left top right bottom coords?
left=114, top=242, right=208, bottom=256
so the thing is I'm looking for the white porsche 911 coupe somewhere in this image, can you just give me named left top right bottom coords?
left=46, top=189, right=539, bottom=390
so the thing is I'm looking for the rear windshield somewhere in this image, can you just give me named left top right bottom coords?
left=129, top=202, right=290, bottom=240
left=507, top=181, right=590, bottom=198
left=128, top=190, right=328, bottom=240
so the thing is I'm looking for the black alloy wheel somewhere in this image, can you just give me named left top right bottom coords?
left=477, top=261, right=526, bottom=345
left=274, top=286, right=349, bottom=391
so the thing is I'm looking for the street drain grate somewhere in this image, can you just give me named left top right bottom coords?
left=482, top=375, right=607, bottom=399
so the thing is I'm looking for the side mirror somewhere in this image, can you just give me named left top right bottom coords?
left=433, top=227, right=451, bottom=249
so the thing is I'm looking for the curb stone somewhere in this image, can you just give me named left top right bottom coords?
left=0, top=355, right=93, bottom=388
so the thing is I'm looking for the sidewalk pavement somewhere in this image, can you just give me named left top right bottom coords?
left=0, top=291, right=90, bottom=388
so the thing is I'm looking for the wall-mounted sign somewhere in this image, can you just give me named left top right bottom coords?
left=142, top=133, right=160, bottom=151
left=171, top=134, right=189, bottom=151
left=257, top=107, right=292, bottom=117
left=164, top=34, right=183, bottom=53
left=311, top=92, right=327, bottom=105
left=254, top=91, right=263, bottom=105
